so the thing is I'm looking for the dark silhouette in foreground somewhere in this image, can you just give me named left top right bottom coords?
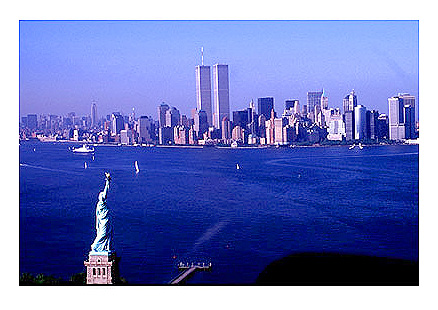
left=256, top=252, right=418, bottom=285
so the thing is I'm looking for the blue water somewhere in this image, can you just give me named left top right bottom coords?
left=19, top=142, right=419, bottom=284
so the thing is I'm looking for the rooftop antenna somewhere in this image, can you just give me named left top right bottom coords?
left=201, top=47, right=204, bottom=66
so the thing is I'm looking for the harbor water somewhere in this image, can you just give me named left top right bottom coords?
left=19, top=142, right=419, bottom=284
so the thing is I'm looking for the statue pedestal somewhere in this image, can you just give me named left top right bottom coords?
left=84, top=251, right=119, bottom=284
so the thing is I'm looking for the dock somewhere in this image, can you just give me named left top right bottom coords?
left=169, top=262, right=212, bottom=284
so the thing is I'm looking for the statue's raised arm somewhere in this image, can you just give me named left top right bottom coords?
left=102, top=172, right=111, bottom=199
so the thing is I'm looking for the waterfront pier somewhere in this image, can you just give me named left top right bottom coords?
left=169, top=262, right=212, bottom=284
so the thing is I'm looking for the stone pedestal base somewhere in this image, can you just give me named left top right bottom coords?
left=84, top=251, right=119, bottom=284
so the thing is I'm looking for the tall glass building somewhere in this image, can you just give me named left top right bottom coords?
left=307, top=90, right=323, bottom=114
left=258, top=97, right=274, bottom=120
left=195, top=65, right=212, bottom=126
left=354, top=105, right=367, bottom=140
left=212, top=64, right=230, bottom=129
left=343, top=90, right=357, bottom=113
left=388, top=93, right=416, bottom=140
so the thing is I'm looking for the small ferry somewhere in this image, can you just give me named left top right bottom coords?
left=72, top=144, right=95, bottom=154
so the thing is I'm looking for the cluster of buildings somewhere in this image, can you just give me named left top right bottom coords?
left=19, top=62, right=418, bottom=146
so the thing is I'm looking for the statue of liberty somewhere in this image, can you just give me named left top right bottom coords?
left=90, top=172, right=114, bottom=253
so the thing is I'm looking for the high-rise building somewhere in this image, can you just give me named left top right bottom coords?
left=343, top=90, right=357, bottom=113
left=265, top=118, right=275, bottom=145
left=159, top=127, right=173, bottom=145
left=321, top=90, right=328, bottom=110
left=388, top=93, right=416, bottom=140
left=174, top=125, right=189, bottom=145
left=285, top=99, right=299, bottom=110
left=327, top=114, right=346, bottom=141
left=165, top=107, right=180, bottom=128
left=247, top=100, right=258, bottom=135
left=302, top=105, right=308, bottom=117
left=404, top=105, right=416, bottom=139
left=274, top=117, right=287, bottom=144
left=196, top=65, right=212, bottom=126
left=212, top=64, right=230, bottom=129
left=258, top=114, right=267, bottom=139
left=283, top=125, right=296, bottom=144
left=180, top=115, right=189, bottom=127
left=138, top=116, right=153, bottom=143
left=258, top=97, right=274, bottom=120
left=221, top=116, right=231, bottom=141
left=367, top=110, right=379, bottom=140
left=193, top=110, right=208, bottom=139
left=344, top=110, right=355, bottom=141
left=91, top=101, right=98, bottom=128
left=233, top=109, right=249, bottom=129
left=377, top=114, right=389, bottom=140
left=354, top=105, right=367, bottom=140
left=120, top=129, right=130, bottom=145
left=21, top=116, right=28, bottom=128
left=307, top=90, right=323, bottom=117
left=111, top=113, right=124, bottom=135
left=27, top=114, right=38, bottom=130
left=157, top=103, right=170, bottom=128
left=231, top=126, right=244, bottom=141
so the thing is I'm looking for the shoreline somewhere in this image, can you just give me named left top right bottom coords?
left=19, top=139, right=418, bottom=149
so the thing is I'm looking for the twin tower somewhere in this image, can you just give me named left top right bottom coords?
left=195, top=58, right=230, bottom=130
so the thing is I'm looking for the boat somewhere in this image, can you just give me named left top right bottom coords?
left=72, top=144, right=95, bottom=154
left=231, top=141, right=238, bottom=148
left=84, top=162, right=88, bottom=169
left=135, top=161, right=140, bottom=173
left=236, top=164, right=240, bottom=170
left=358, top=143, right=363, bottom=149
left=349, top=144, right=355, bottom=150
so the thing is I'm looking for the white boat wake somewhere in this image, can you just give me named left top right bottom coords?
left=19, top=163, right=82, bottom=175
left=190, top=220, right=228, bottom=252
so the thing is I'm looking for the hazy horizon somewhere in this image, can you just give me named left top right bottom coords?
left=19, top=20, right=419, bottom=120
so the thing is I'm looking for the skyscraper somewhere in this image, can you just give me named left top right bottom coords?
left=354, top=105, right=367, bottom=140
left=193, top=110, right=208, bottom=139
left=27, top=114, right=38, bottom=130
left=307, top=90, right=323, bottom=117
left=343, top=90, right=357, bottom=113
left=221, top=116, right=231, bottom=141
left=233, top=109, right=249, bottom=129
left=285, top=99, right=300, bottom=113
left=91, top=101, right=98, bottom=128
left=213, top=64, right=230, bottom=129
left=388, top=93, right=416, bottom=140
left=196, top=65, right=212, bottom=126
left=274, top=117, right=287, bottom=144
left=377, top=114, right=389, bottom=140
left=258, top=97, right=274, bottom=120
left=111, top=113, right=124, bottom=135
left=344, top=110, right=355, bottom=141
left=157, top=103, right=170, bottom=128
left=138, top=116, right=153, bottom=143
left=367, top=110, right=379, bottom=140
left=321, top=90, right=328, bottom=110
left=165, top=107, right=180, bottom=128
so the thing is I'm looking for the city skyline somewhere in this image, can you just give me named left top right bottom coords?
left=19, top=20, right=418, bottom=120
